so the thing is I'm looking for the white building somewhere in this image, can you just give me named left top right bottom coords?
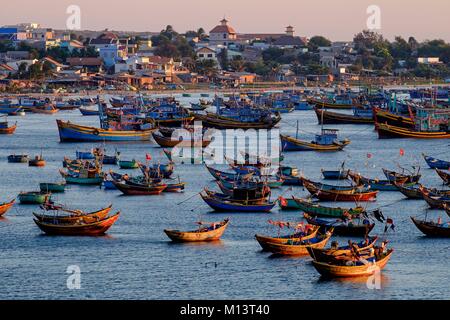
left=209, top=18, right=237, bottom=46
left=196, top=47, right=218, bottom=62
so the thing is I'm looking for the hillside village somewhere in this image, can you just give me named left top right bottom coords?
left=1, top=19, right=450, bottom=92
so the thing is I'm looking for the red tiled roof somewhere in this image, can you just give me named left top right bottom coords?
left=210, top=25, right=236, bottom=34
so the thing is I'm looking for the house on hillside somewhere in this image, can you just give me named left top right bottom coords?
left=209, top=18, right=237, bottom=46
left=66, top=57, right=103, bottom=73
left=272, top=26, right=307, bottom=49
left=196, top=47, right=218, bottom=62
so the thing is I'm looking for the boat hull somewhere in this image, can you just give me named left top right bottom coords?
left=164, top=221, right=229, bottom=242
left=377, top=123, right=450, bottom=139
left=56, top=120, right=155, bottom=142
left=0, top=199, right=15, bottom=217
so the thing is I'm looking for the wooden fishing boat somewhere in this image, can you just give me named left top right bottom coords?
left=304, top=213, right=374, bottom=237
left=382, top=168, right=421, bottom=184
left=373, top=107, right=414, bottom=129
left=311, top=249, right=394, bottom=278
left=394, top=182, right=423, bottom=199
left=0, top=199, right=15, bottom=217
left=377, top=123, right=450, bottom=139
left=301, top=177, right=367, bottom=193
left=164, top=182, right=186, bottom=192
left=18, top=192, right=51, bottom=204
left=423, top=154, right=450, bottom=170
left=255, top=226, right=320, bottom=250
left=200, top=191, right=275, bottom=213
left=292, top=197, right=365, bottom=218
left=411, top=217, right=450, bottom=237
left=321, top=169, right=350, bottom=180
left=307, top=237, right=378, bottom=263
left=303, top=179, right=378, bottom=202
left=79, top=107, right=99, bottom=116
left=118, top=159, right=139, bottom=169
left=280, top=133, right=350, bottom=152
left=260, top=233, right=332, bottom=256
left=152, top=132, right=211, bottom=148
left=39, top=182, right=66, bottom=193
left=206, top=165, right=254, bottom=181
left=112, top=180, right=167, bottom=195
left=348, top=171, right=417, bottom=191
left=307, top=98, right=355, bottom=110
left=435, top=169, right=450, bottom=185
left=420, top=189, right=450, bottom=209
left=30, top=105, right=59, bottom=114
left=279, top=197, right=302, bottom=210
left=33, top=204, right=112, bottom=224
left=34, top=212, right=120, bottom=236
left=7, top=154, right=29, bottom=163
left=59, top=169, right=105, bottom=185
left=314, top=107, right=374, bottom=125
left=56, top=119, right=155, bottom=142
left=0, top=118, right=17, bottom=134
left=194, top=113, right=281, bottom=130
left=164, top=219, right=229, bottom=242
left=28, top=155, right=46, bottom=167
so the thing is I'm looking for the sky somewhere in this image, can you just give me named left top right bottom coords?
left=1, top=0, right=449, bottom=41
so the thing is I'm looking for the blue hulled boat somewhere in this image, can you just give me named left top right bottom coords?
left=423, top=154, right=450, bottom=170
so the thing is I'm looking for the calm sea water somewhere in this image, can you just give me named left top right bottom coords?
left=0, top=93, right=449, bottom=300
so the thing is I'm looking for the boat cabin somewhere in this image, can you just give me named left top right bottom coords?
left=415, top=108, right=450, bottom=132
left=315, top=129, right=339, bottom=145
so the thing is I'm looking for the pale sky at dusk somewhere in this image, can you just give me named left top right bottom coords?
left=1, top=0, right=449, bottom=41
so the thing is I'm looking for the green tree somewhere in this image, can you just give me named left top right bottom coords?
left=217, top=48, right=229, bottom=70
left=308, top=36, right=332, bottom=51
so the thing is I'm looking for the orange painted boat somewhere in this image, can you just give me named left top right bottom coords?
left=32, top=204, right=113, bottom=224
left=164, top=219, right=229, bottom=242
left=255, top=225, right=320, bottom=250
left=307, top=236, right=378, bottom=262
left=0, top=123, right=17, bottom=134
left=0, top=199, right=15, bottom=217
left=311, top=249, right=394, bottom=278
left=34, top=212, right=120, bottom=236
left=260, top=233, right=332, bottom=256
left=29, top=155, right=46, bottom=167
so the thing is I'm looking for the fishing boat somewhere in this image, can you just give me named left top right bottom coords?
left=118, top=159, right=139, bottom=169
left=321, top=168, right=350, bottom=180
left=394, top=182, right=423, bottom=199
left=28, top=154, right=46, bottom=167
left=39, top=182, right=66, bottom=193
left=278, top=197, right=303, bottom=210
left=422, top=154, right=450, bottom=170
left=307, top=97, right=355, bottom=110
left=152, top=132, right=211, bottom=148
left=373, top=107, right=414, bottom=129
left=112, top=180, right=167, bottom=195
left=277, top=166, right=302, bottom=186
left=33, top=204, right=112, bottom=224
left=348, top=171, right=417, bottom=191
left=302, top=179, right=378, bottom=202
left=30, top=104, right=59, bottom=114
left=188, top=103, right=208, bottom=111
left=292, top=197, right=365, bottom=218
left=382, top=168, right=421, bottom=184
left=34, top=212, right=120, bottom=236
left=419, top=186, right=450, bottom=209
left=206, top=165, right=254, bottom=181
left=7, top=154, right=29, bottom=163
left=164, top=219, right=229, bottom=242
left=259, top=233, right=332, bottom=256
left=377, top=123, right=450, bottom=139
left=0, top=102, right=23, bottom=115
left=304, top=213, right=374, bottom=237
left=194, top=112, right=281, bottom=130
left=200, top=190, right=276, bottom=213
left=0, top=199, right=15, bottom=217
left=164, top=181, right=186, bottom=192
left=56, top=120, right=155, bottom=142
left=411, top=217, right=450, bottom=237
left=311, top=249, right=394, bottom=278
left=79, top=106, right=100, bottom=116
left=18, top=192, right=51, bottom=204
left=300, top=177, right=367, bottom=193
left=435, top=169, right=450, bottom=185
left=0, top=116, right=17, bottom=134
left=76, top=150, right=95, bottom=160
left=281, top=129, right=350, bottom=152
left=255, top=225, right=320, bottom=250
left=59, top=169, right=105, bottom=185
left=307, top=237, right=379, bottom=263
left=314, top=107, right=374, bottom=125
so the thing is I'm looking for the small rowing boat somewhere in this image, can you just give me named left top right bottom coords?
left=0, top=199, right=15, bottom=217
left=411, top=217, right=450, bottom=237
left=164, top=219, right=229, bottom=242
